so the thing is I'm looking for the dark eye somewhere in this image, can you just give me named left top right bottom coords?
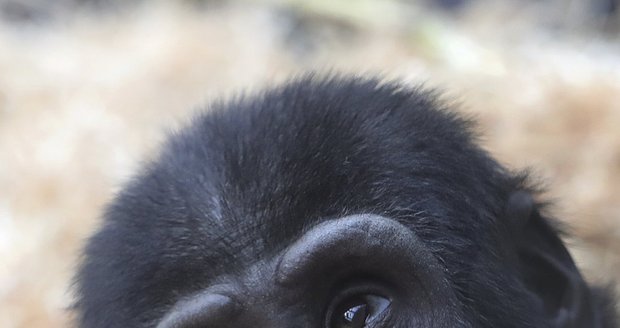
left=327, top=294, right=390, bottom=328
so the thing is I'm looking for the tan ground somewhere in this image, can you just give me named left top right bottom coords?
left=0, top=1, right=618, bottom=327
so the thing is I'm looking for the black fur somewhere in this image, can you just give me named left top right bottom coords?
left=75, top=76, right=617, bottom=327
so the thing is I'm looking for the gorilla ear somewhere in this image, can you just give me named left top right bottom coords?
left=506, top=191, right=596, bottom=327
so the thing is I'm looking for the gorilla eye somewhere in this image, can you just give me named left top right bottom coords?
left=327, top=294, right=390, bottom=328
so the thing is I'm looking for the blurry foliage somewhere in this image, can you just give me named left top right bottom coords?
left=1, top=0, right=619, bottom=33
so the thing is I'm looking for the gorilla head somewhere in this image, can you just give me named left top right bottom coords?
left=75, top=76, right=617, bottom=327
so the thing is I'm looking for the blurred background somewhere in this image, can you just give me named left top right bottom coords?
left=0, top=0, right=618, bottom=326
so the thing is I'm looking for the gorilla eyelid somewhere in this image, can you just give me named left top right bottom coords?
left=325, top=285, right=392, bottom=328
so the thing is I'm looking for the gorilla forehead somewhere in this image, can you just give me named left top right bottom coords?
left=113, top=76, right=511, bottom=276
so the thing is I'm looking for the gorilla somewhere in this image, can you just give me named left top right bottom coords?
left=75, top=76, right=617, bottom=327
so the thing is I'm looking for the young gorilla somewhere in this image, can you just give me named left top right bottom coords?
left=75, top=77, right=616, bottom=328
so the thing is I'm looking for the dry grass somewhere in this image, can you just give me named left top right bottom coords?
left=0, top=1, right=618, bottom=327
